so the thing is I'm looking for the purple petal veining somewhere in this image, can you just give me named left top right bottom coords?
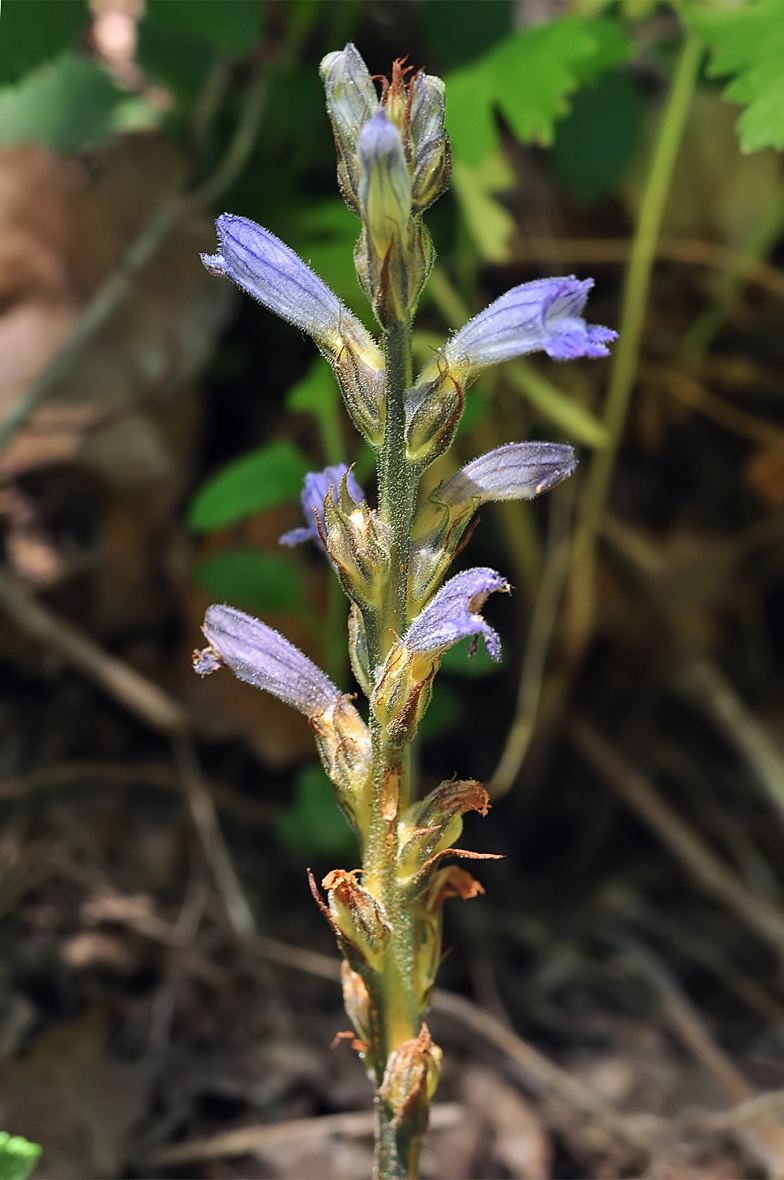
left=443, top=276, right=616, bottom=371
left=279, top=464, right=364, bottom=552
left=201, top=214, right=369, bottom=356
left=404, top=567, right=510, bottom=662
left=194, top=604, right=339, bottom=716
left=440, top=442, right=576, bottom=508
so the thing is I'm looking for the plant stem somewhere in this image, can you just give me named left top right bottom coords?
left=368, top=316, right=422, bottom=1177
left=564, top=31, right=702, bottom=661
left=379, top=318, right=416, bottom=648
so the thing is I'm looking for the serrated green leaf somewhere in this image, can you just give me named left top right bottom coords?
left=0, top=52, right=124, bottom=153
left=683, top=2, right=784, bottom=153
left=446, top=16, right=632, bottom=166
left=188, top=439, right=310, bottom=533
left=450, top=156, right=517, bottom=263
left=194, top=549, right=307, bottom=615
left=275, top=764, right=358, bottom=859
left=0, top=0, right=88, bottom=86
left=144, top=0, right=263, bottom=57
left=0, top=1132, right=41, bottom=1180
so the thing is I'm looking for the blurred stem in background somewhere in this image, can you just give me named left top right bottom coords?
left=564, top=32, right=704, bottom=663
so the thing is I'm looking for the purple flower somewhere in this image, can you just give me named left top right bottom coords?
left=404, top=567, right=510, bottom=662
left=279, top=464, right=364, bottom=552
left=449, top=277, right=615, bottom=367
left=440, top=442, right=576, bottom=509
left=201, top=214, right=374, bottom=359
left=358, top=110, right=411, bottom=251
left=194, top=604, right=338, bottom=716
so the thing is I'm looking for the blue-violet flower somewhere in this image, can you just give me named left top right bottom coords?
left=404, top=567, right=509, bottom=662
left=280, top=463, right=364, bottom=553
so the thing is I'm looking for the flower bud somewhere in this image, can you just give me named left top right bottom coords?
left=321, top=470, right=392, bottom=612
left=356, top=111, right=434, bottom=325
left=378, top=1025, right=442, bottom=1148
left=322, top=869, right=390, bottom=970
left=310, top=695, right=372, bottom=837
left=320, top=44, right=379, bottom=215
left=409, top=72, right=451, bottom=214
left=404, top=367, right=464, bottom=470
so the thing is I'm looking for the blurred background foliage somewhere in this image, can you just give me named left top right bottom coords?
left=4, top=1, right=784, bottom=1176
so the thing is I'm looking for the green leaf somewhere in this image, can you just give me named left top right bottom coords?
left=0, top=0, right=88, bottom=86
left=0, top=52, right=124, bottom=153
left=552, top=70, right=643, bottom=200
left=286, top=359, right=341, bottom=418
left=0, top=1132, right=41, bottom=1180
left=683, top=2, right=784, bottom=153
left=446, top=16, right=632, bottom=166
left=441, top=637, right=504, bottom=678
left=275, top=764, right=358, bottom=859
left=450, top=155, right=517, bottom=264
left=194, top=549, right=307, bottom=615
left=188, top=439, right=310, bottom=533
left=144, top=0, right=263, bottom=57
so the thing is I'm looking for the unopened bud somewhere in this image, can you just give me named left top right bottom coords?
left=404, top=367, right=464, bottom=469
left=410, top=73, right=450, bottom=214
left=356, top=110, right=434, bottom=325
left=320, top=44, right=379, bottom=215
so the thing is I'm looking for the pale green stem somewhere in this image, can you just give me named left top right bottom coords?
left=365, top=315, right=422, bottom=1178
left=565, top=32, right=703, bottom=660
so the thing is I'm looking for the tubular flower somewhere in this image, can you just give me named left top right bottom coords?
left=372, top=568, right=509, bottom=743
left=279, top=464, right=365, bottom=553
left=406, top=279, right=615, bottom=466
left=409, top=442, right=576, bottom=609
left=194, top=606, right=372, bottom=832
left=201, top=214, right=385, bottom=443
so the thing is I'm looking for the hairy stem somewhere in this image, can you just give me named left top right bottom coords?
left=368, top=316, right=422, bottom=1177
left=564, top=32, right=702, bottom=660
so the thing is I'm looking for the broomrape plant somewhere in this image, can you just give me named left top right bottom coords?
left=194, top=45, right=615, bottom=1180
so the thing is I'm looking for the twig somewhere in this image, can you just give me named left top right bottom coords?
left=652, top=364, right=784, bottom=449
left=618, top=942, right=784, bottom=1176
left=512, top=237, right=784, bottom=302
left=0, top=759, right=275, bottom=825
left=0, top=568, right=186, bottom=733
left=0, top=566, right=257, bottom=942
left=687, top=1090, right=784, bottom=1135
left=172, top=733, right=256, bottom=940
left=148, top=1104, right=465, bottom=1166
left=0, top=61, right=266, bottom=458
left=568, top=715, right=784, bottom=956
